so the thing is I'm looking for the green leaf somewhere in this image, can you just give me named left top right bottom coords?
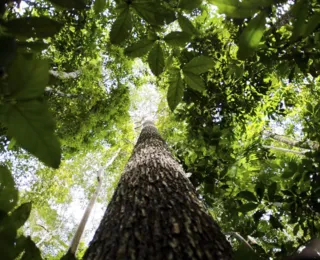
left=237, top=11, right=267, bottom=60
left=167, top=70, right=184, bottom=111
left=0, top=36, right=16, bottom=67
left=131, top=1, right=165, bottom=25
left=4, top=101, right=61, bottom=168
left=0, top=166, right=18, bottom=213
left=183, top=71, right=205, bottom=92
left=8, top=55, right=49, bottom=100
left=234, top=243, right=259, bottom=260
left=164, top=31, right=191, bottom=47
left=253, top=210, right=265, bottom=223
left=178, top=14, right=198, bottom=35
left=303, top=11, right=320, bottom=37
left=208, top=0, right=258, bottom=18
left=47, top=0, right=86, bottom=10
left=183, top=56, right=214, bottom=75
left=21, top=237, right=42, bottom=260
left=288, top=161, right=297, bottom=171
left=110, top=6, right=132, bottom=44
left=293, top=224, right=299, bottom=235
left=291, top=0, right=308, bottom=41
left=268, top=182, right=277, bottom=201
left=178, top=0, right=202, bottom=11
left=124, top=38, right=155, bottom=58
left=94, top=0, right=107, bottom=14
left=269, top=215, right=283, bottom=229
left=8, top=138, right=16, bottom=150
left=10, top=203, right=32, bottom=230
left=228, top=64, right=244, bottom=79
left=239, top=203, right=258, bottom=213
left=237, top=191, right=257, bottom=202
left=147, top=43, right=165, bottom=76
left=281, top=169, right=295, bottom=179
left=255, top=182, right=265, bottom=201
left=17, top=41, right=49, bottom=52
left=4, top=17, right=63, bottom=38
left=281, top=189, right=294, bottom=197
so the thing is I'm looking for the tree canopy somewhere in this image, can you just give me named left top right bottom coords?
left=0, top=0, right=319, bottom=259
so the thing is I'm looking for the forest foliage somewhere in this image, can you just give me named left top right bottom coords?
left=0, top=0, right=320, bottom=259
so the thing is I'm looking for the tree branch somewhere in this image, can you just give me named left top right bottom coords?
left=224, top=232, right=254, bottom=251
left=263, top=145, right=308, bottom=155
left=45, top=87, right=78, bottom=98
left=264, top=130, right=319, bottom=150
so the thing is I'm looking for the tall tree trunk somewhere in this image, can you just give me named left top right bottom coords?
left=83, top=121, right=232, bottom=260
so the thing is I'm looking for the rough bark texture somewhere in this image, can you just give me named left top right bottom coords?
left=83, top=121, right=232, bottom=260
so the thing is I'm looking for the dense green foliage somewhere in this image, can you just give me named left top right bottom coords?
left=0, top=0, right=319, bottom=259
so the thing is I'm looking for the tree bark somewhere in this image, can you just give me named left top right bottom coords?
left=83, top=121, right=232, bottom=260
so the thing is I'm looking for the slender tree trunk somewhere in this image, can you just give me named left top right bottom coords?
left=83, top=121, right=232, bottom=260
left=67, top=149, right=121, bottom=257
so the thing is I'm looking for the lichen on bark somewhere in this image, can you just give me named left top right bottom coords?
left=83, top=121, right=232, bottom=260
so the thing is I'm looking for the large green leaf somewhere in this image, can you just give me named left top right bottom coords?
left=239, top=203, right=258, bottom=213
left=164, top=31, right=191, bottom=47
left=268, top=182, right=277, bottom=201
left=208, top=0, right=258, bottom=18
left=17, top=41, right=49, bottom=52
left=182, top=71, right=205, bottom=92
left=281, top=169, right=295, bottom=179
left=4, top=101, right=61, bottom=168
left=47, top=0, right=87, bottom=10
left=124, top=38, right=155, bottom=58
left=234, top=243, right=259, bottom=260
left=0, top=36, right=16, bottom=68
left=8, top=55, right=49, bottom=100
left=236, top=191, right=257, bottom=202
left=255, top=182, right=265, bottom=201
left=4, top=17, right=63, bottom=38
left=291, top=0, right=308, bottom=41
left=94, top=0, right=107, bottom=14
left=304, top=12, right=320, bottom=37
left=110, top=6, right=132, bottom=44
left=183, top=56, right=214, bottom=75
left=178, top=0, right=202, bottom=11
left=147, top=43, right=164, bottom=76
left=237, top=11, right=267, bottom=60
left=21, top=237, right=42, bottom=260
left=9, top=203, right=32, bottom=230
left=178, top=14, right=198, bottom=35
left=0, top=166, right=18, bottom=213
left=269, top=215, right=283, bottom=229
left=167, top=70, right=184, bottom=111
left=131, top=1, right=165, bottom=25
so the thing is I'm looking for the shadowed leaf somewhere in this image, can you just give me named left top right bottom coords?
left=237, top=11, right=267, bottom=60
left=147, top=43, right=164, bottom=76
left=4, top=17, right=63, bottom=38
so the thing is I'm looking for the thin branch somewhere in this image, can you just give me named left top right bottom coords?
left=68, top=148, right=121, bottom=255
left=49, top=70, right=81, bottom=80
left=263, top=145, right=308, bottom=155
left=224, top=232, right=254, bottom=251
left=45, top=87, right=78, bottom=98
left=264, top=130, right=319, bottom=150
